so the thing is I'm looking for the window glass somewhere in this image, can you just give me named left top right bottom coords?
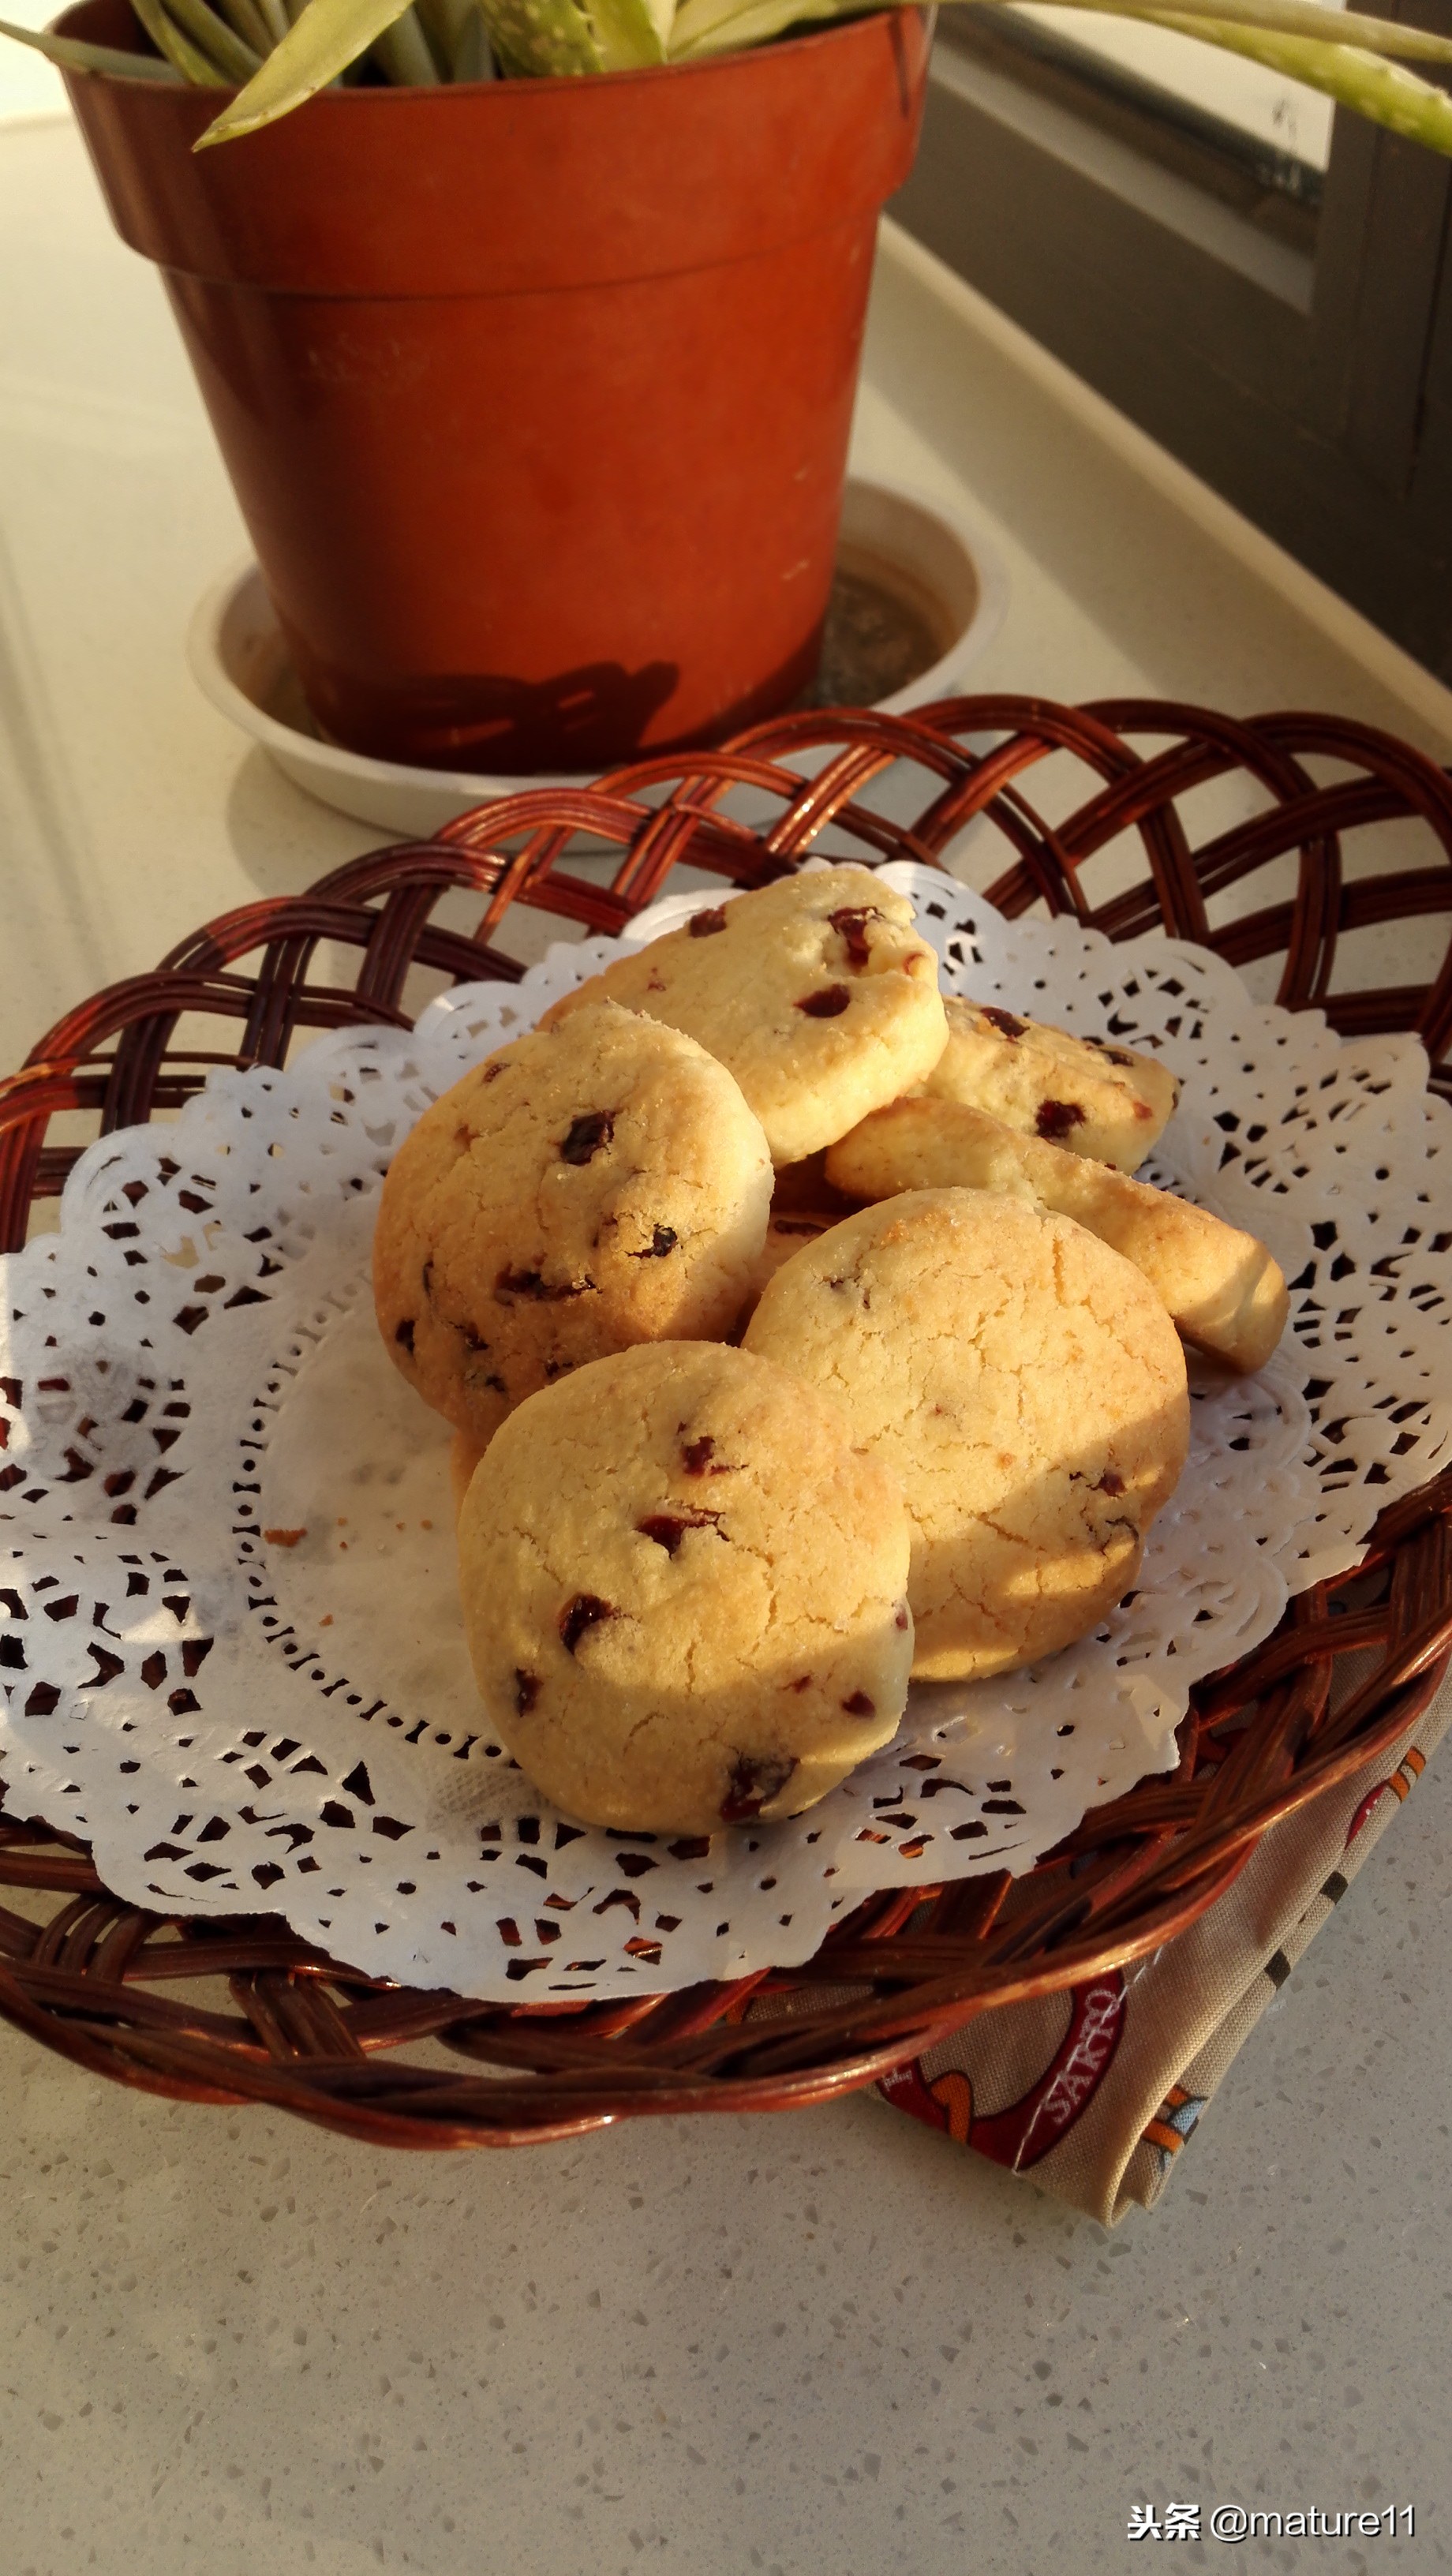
left=1013, top=0, right=1341, bottom=167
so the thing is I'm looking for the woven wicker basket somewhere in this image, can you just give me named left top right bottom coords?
left=2, top=695, right=1450, bottom=2149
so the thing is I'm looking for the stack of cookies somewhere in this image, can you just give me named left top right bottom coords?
left=372, top=867, right=1288, bottom=1835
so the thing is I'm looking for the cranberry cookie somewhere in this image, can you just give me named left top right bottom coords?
left=921, top=995, right=1178, bottom=1170
left=374, top=1002, right=772, bottom=1449
left=825, top=1096, right=1287, bottom=1375
left=537, top=867, right=947, bottom=1165
left=456, top=1342, right=914, bottom=1834
left=743, top=1189, right=1189, bottom=1683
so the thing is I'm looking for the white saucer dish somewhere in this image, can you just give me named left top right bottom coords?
left=186, top=477, right=1009, bottom=840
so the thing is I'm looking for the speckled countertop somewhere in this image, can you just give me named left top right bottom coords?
left=2, top=114, right=1450, bottom=2576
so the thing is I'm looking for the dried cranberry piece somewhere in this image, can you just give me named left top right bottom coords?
left=514, top=1669, right=541, bottom=1716
left=1097, top=1470, right=1125, bottom=1496
left=720, top=1752, right=798, bottom=1823
left=630, top=1226, right=678, bottom=1259
left=394, top=1319, right=415, bottom=1354
left=679, top=1434, right=735, bottom=1477
left=689, top=905, right=728, bottom=937
left=894, top=1604, right=910, bottom=1631
left=496, top=1267, right=592, bottom=1301
left=796, top=984, right=851, bottom=1019
left=841, top=1690, right=876, bottom=1717
left=982, top=1005, right=1027, bottom=1041
left=637, top=1511, right=721, bottom=1556
left=558, top=1594, right=615, bottom=1656
left=828, top=904, right=883, bottom=967
left=1035, top=1099, right=1086, bottom=1140
left=560, top=1110, right=615, bottom=1165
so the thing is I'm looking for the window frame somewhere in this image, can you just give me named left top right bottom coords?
left=891, top=4, right=1452, bottom=683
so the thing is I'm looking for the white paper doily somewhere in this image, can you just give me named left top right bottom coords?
left=2, top=862, right=1449, bottom=1999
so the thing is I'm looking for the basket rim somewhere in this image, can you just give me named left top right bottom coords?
left=2, top=692, right=1450, bottom=2145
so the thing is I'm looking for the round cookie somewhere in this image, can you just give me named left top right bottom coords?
left=374, top=1002, right=772, bottom=1448
left=825, top=1095, right=1288, bottom=1375
left=457, top=1342, right=914, bottom=1834
left=743, top=1189, right=1190, bottom=1683
left=921, top=995, right=1179, bottom=1171
left=537, top=867, right=947, bottom=1165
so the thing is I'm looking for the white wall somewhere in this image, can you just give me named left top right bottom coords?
left=0, top=0, right=68, bottom=122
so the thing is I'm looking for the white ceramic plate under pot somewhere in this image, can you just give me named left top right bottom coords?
left=187, top=476, right=1010, bottom=841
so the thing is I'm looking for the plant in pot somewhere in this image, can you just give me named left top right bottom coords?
left=6, top=0, right=1452, bottom=778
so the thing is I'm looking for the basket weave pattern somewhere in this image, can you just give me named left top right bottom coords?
left=1, top=695, right=1450, bottom=2148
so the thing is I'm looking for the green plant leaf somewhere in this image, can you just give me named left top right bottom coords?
left=1049, top=0, right=1452, bottom=65
left=204, top=0, right=275, bottom=51
left=477, top=0, right=602, bottom=73
left=668, top=0, right=837, bottom=57
left=478, top=0, right=603, bottom=71
left=165, top=0, right=264, bottom=80
left=447, top=2, right=494, bottom=74
left=177, top=0, right=1452, bottom=152
left=371, top=0, right=441, bottom=74
left=133, top=0, right=231, bottom=80
left=0, top=12, right=183, bottom=75
left=196, top=0, right=425, bottom=135
left=585, top=0, right=666, bottom=66
left=1149, top=14, right=1452, bottom=149
left=412, top=0, right=471, bottom=63
left=672, top=0, right=1452, bottom=68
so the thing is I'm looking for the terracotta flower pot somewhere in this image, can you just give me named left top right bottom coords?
left=58, top=2, right=930, bottom=773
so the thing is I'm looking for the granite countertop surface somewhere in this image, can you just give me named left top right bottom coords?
left=1, top=111, right=1450, bottom=2576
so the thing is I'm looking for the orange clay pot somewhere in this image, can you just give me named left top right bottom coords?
left=58, top=2, right=930, bottom=773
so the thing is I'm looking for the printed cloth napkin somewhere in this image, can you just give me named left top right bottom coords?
left=873, top=1670, right=1450, bottom=2224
